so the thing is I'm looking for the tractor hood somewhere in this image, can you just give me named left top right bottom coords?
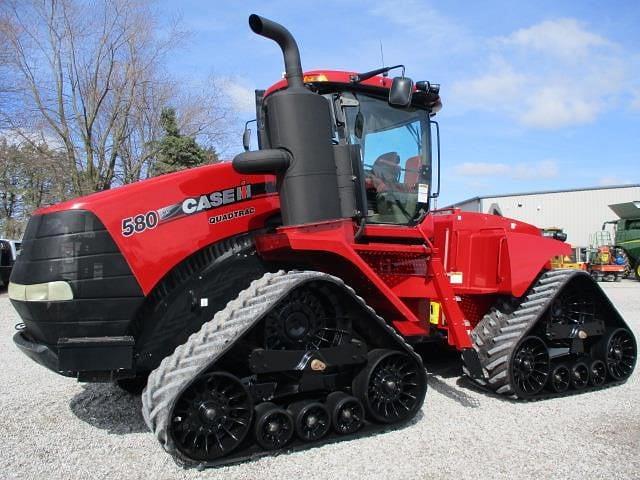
left=22, top=162, right=279, bottom=294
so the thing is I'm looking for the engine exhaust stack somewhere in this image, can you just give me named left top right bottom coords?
left=248, top=14, right=304, bottom=90
left=233, top=14, right=344, bottom=227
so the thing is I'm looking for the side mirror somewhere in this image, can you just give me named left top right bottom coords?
left=242, top=128, right=251, bottom=152
left=389, top=76, right=414, bottom=107
left=242, top=119, right=256, bottom=152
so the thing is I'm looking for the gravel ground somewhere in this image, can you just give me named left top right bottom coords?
left=1, top=280, right=638, bottom=480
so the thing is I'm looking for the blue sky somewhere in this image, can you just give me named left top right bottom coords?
left=158, top=0, right=640, bottom=206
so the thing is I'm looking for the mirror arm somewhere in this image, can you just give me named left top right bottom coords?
left=351, top=64, right=404, bottom=83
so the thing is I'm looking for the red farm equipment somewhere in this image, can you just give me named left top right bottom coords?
left=9, top=15, right=637, bottom=467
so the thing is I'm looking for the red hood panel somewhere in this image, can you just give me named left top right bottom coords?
left=39, top=163, right=279, bottom=294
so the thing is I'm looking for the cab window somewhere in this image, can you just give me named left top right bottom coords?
left=627, top=220, right=640, bottom=230
left=343, top=93, right=430, bottom=224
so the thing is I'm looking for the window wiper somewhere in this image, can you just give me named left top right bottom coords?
left=350, top=65, right=404, bottom=83
left=405, top=123, right=420, bottom=146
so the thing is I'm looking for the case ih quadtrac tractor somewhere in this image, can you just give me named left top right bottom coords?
left=9, top=14, right=637, bottom=468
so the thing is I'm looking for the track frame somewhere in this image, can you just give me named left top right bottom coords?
left=142, top=270, right=427, bottom=467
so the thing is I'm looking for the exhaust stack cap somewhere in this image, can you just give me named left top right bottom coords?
left=249, top=14, right=304, bottom=89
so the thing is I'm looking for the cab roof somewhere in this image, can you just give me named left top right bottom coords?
left=609, top=201, right=640, bottom=220
left=264, top=70, right=442, bottom=112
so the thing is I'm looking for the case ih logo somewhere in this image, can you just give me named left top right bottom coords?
left=121, top=182, right=260, bottom=237
left=182, top=184, right=252, bottom=215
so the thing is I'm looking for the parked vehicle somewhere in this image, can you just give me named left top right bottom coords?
left=602, top=201, right=640, bottom=279
left=0, top=239, right=21, bottom=286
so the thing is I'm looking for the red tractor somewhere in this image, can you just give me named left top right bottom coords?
left=9, top=15, right=636, bottom=468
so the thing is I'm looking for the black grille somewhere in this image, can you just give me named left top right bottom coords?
left=10, top=210, right=144, bottom=345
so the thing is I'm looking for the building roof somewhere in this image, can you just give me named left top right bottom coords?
left=449, top=184, right=640, bottom=207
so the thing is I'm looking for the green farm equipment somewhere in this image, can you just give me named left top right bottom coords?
left=602, top=201, right=640, bottom=279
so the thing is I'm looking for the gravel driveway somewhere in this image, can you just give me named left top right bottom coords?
left=1, top=281, right=638, bottom=480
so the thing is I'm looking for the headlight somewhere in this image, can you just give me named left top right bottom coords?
left=8, top=281, right=74, bottom=301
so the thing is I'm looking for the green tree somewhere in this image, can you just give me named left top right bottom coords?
left=0, top=140, right=70, bottom=237
left=153, top=107, right=216, bottom=175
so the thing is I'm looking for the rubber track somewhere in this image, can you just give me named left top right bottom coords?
left=469, top=269, right=628, bottom=399
left=141, top=270, right=424, bottom=467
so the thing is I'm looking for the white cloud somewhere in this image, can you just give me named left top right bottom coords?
left=520, top=87, right=600, bottom=128
left=451, top=62, right=527, bottom=112
left=224, top=81, right=255, bottom=114
left=598, top=175, right=632, bottom=186
left=454, top=160, right=558, bottom=180
left=454, top=162, right=510, bottom=176
left=499, top=19, right=610, bottom=58
left=451, top=18, right=631, bottom=129
left=370, top=0, right=472, bottom=53
left=512, top=160, right=559, bottom=179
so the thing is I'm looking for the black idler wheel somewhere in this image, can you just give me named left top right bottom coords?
left=589, top=359, right=607, bottom=386
left=548, top=364, right=570, bottom=393
left=510, top=336, right=550, bottom=398
left=600, top=328, right=637, bottom=381
left=353, top=349, right=426, bottom=424
left=549, top=291, right=596, bottom=327
left=288, top=401, right=330, bottom=442
left=264, top=289, right=328, bottom=350
left=170, top=372, right=253, bottom=461
left=253, top=402, right=294, bottom=450
left=570, top=362, right=589, bottom=390
left=326, top=392, right=364, bottom=435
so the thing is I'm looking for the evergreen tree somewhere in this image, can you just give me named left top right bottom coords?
left=153, top=107, right=214, bottom=175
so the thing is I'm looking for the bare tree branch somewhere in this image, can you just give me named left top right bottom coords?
left=0, top=0, right=237, bottom=201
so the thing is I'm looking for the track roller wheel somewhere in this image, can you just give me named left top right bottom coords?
left=353, top=349, right=426, bottom=424
left=589, top=360, right=607, bottom=386
left=170, top=372, right=253, bottom=461
left=288, top=401, right=330, bottom=442
left=510, top=336, right=550, bottom=398
left=600, top=328, right=637, bottom=381
left=253, top=402, right=294, bottom=450
left=326, top=392, right=364, bottom=435
left=548, top=364, right=570, bottom=393
left=570, top=362, right=589, bottom=390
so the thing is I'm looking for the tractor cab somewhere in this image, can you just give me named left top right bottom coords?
left=247, top=69, right=442, bottom=226
left=340, top=89, right=430, bottom=224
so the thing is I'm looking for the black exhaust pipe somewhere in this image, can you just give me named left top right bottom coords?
left=248, top=14, right=304, bottom=90
left=233, top=14, right=346, bottom=226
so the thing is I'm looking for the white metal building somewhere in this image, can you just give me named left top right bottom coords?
left=450, top=184, right=640, bottom=248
